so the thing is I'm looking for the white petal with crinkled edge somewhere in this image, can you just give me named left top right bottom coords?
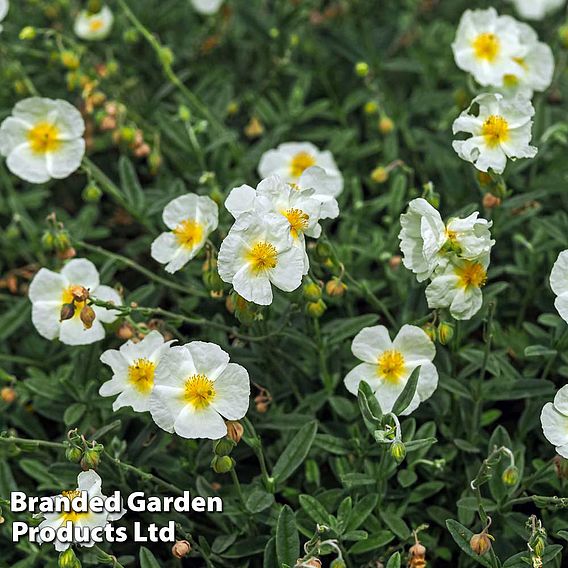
left=154, top=345, right=198, bottom=387
left=225, top=184, right=257, bottom=218
left=186, top=341, right=229, bottom=380
left=270, top=246, right=304, bottom=292
left=59, top=317, right=106, bottom=346
left=191, top=0, right=224, bottom=15
left=28, top=268, right=66, bottom=303
left=233, top=265, right=273, bottom=305
left=74, top=6, right=114, bottom=40
left=541, top=402, right=568, bottom=448
left=508, top=0, right=565, bottom=20
left=210, top=363, right=250, bottom=420
left=351, top=325, right=393, bottom=363
left=343, top=362, right=377, bottom=397
left=550, top=250, right=568, bottom=297
left=31, top=301, right=61, bottom=340
left=174, top=404, right=227, bottom=439
left=45, top=139, right=85, bottom=180
left=61, top=259, right=100, bottom=290
left=92, top=284, right=121, bottom=323
left=393, top=325, right=436, bottom=364
left=149, top=385, right=187, bottom=432
left=151, top=232, right=195, bottom=274
left=6, top=144, right=50, bottom=183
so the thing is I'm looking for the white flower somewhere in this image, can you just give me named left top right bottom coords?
left=0, top=98, right=86, bottom=184
left=191, top=0, right=224, bottom=14
left=151, top=194, right=218, bottom=274
left=549, top=250, right=568, bottom=323
left=99, top=331, right=175, bottom=412
left=343, top=325, right=438, bottom=415
left=499, top=20, right=554, bottom=97
left=541, top=385, right=568, bottom=458
left=74, top=5, right=114, bottom=41
left=452, top=93, right=537, bottom=174
left=37, top=470, right=125, bottom=552
left=149, top=342, right=250, bottom=439
left=425, top=256, right=489, bottom=320
left=452, top=8, right=525, bottom=87
left=28, top=258, right=121, bottom=346
left=0, top=0, right=9, bottom=32
left=297, top=166, right=342, bottom=220
left=507, top=0, right=565, bottom=20
left=218, top=210, right=305, bottom=305
left=399, top=198, right=495, bottom=282
left=258, top=142, right=343, bottom=212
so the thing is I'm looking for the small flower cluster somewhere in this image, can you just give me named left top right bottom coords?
left=99, top=332, right=250, bottom=440
left=399, top=198, right=495, bottom=320
left=451, top=8, right=553, bottom=173
left=218, top=142, right=343, bottom=305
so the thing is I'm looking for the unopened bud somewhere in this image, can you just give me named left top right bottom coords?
left=437, top=321, right=454, bottom=345
left=391, top=440, right=406, bottom=464
left=470, top=533, right=492, bottom=556
left=325, top=278, right=347, bottom=297
left=58, top=548, right=81, bottom=568
left=41, top=231, right=55, bottom=250
left=355, top=61, right=369, bottom=77
left=303, top=559, right=322, bottom=568
left=81, top=444, right=103, bottom=470
left=306, top=299, right=327, bottom=318
left=378, top=116, right=394, bottom=134
left=244, top=116, right=264, bottom=138
left=483, top=192, right=501, bottom=209
left=371, top=166, right=389, bottom=184
left=82, top=183, right=102, bottom=203
left=19, top=26, right=37, bottom=40
left=330, top=559, right=346, bottom=568
left=117, top=322, right=134, bottom=340
left=214, top=438, right=236, bottom=457
left=65, top=445, right=83, bottom=464
left=60, top=303, right=75, bottom=322
left=80, top=305, right=96, bottom=330
left=303, top=280, right=322, bottom=301
left=172, top=539, right=191, bottom=559
left=502, top=465, right=519, bottom=486
left=1, top=386, right=16, bottom=404
left=364, top=101, right=379, bottom=115
left=159, top=46, right=175, bottom=67
left=559, top=25, right=568, bottom=48
left=226, top=421, right=244, bottom=444
left=211, top=455, right=234, bottom=474
left=61, top=51, right=80, bottom=70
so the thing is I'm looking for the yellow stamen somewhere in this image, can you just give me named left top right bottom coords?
left=481, top=115, right=509, bottom=148
left=283, top=208, right=309, bottom=238
left=472, top=33, right=500, bottom=62
left=246, top=242, right=278, bottom=273
left=128, top=358, right=156, bottom=394
left=289, top=152, right=316, bottom=178
left=503, top=74, right=519, bottom=87
left=61, top=286, right=86, bottom=318
left=377, top=350, right=405, bottom=384
left=60, top=490, right=89, bottom=523
left=455, top=261, right=487, bottom=289
left=27, top=122, right=60, bottom=154
left=183, top=373, right=216, bottom=410
left=89, top=19, right=104, bottom=32
left=173, top=219, right=204, bottom=249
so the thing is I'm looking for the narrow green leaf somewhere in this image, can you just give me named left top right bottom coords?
left=299, top=494, right=332, bottom=525
left=445, top=519, right=492, bottom=568
left=273, top=421, right=318, bottom=483
left=119, top=155, right=145, bottom=212
left=139, top=547, right=161, bottom=568
left=392, top=366, right=420, bottom=415
left=276, top=505, right=300, bottom=568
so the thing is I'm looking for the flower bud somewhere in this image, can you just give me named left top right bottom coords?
left=303, top=280, right=322, bottom=301
left=214, top=438, right=236, bottom=457
left=470, top=533, right=492, bottom=556
left=378, top=116, right=394, bottom=134
left=325, top=278, right=347, bottom=297
left=80, top=305, right=96, bottom=330
left=82, top=183, right=102, bottom=203
left=65, top=445, right=83, bottom=464
left=502, top=465, right=519, bottom=486
left=211, top=455, right=234, bottom=474
left=60, top=303, right=76, bottom=322
left=81, top=444, right=103, bottom=470
left=244, top=116, right=264, bottom=138
left=58, top=548, right=81, bottom=568
left=559, top=25, right=568, bottom=48
left=159, top=46, right=175, bottom=67
left=330, top=559, right=346, bottom=568
left=437, top=321, right=455, bottom=345
left=371, top=166, right=389, bottom=184
left=19, top=26, right=37, bottom=40
left=41, top=231, right=55, bottom=250
left=483, top=192, right=501, bottom=209
left=172, top=540, right=191, bottom=559
left=390, top=440, right=406, bottom=464
left=364, top=101, right=379, bottom=115
left=303, top=559, right=322, bottom=568
left=1, top=387, right=16, bottom=404
left=532, top=535, right=546, bottom=558
left=306, top=299, right=327, bottom=318
left=315, top=241, right=332, bottom=260
left=355, top=61, right=369, bottom=77
left=117, top=322, right=134, bottom=340
left=61, top=51, right=80, bottom=70
left=226, top=421, right=244, bottom=444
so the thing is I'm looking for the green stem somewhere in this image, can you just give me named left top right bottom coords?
left=229, top=467, right=246, bottom=508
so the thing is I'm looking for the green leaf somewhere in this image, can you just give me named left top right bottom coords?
left=380, top=510, right=410, bottom=539
left=344, top=494, right=378, bottom=532
left=357, top=381, right=382, bottom=433
left=348, top=531, right=394, bottom=554
left=139, top=547, right=161, bottom=568
left=299, top=494, right=331, bottom=525
left=119, top=155, right=145, bottom=212
left=246, top=488, right=275, bottom=513
left=64, top=402, right=86, bottom=426
left=322, top=314, right=379, bottom=347
left=392, top=366, right=420, bottom=415
left=386, top=552, right=402, bottom=568
left=446, top=519, right=492, bottom=568
left=273, top=421, right=318, bottom=483
left=276, top=505, right=300, bottom=568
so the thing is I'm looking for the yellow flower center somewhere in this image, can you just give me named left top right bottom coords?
left=27, top=122, right=61, bottom=154
left=472, top=33, right=500, bottom=62
left=61, top=286, right=86, bottom=318
left=481, top=115, right=509, bottom=148
left=128, top=358, right=156, bottom=394
left=246, top=241, right=278, bottom=274
left=377, top=350, right=406, bottom=384
left=60, top=490, right=89, bottom=523
left=283, top=207, right=309, bottom=239
left=89, top=18, right=105, bottom=32
left=183, top=373, right=216, bottom=410
left=289, top=152, right=316, bottom=178
left=173, top=219, right=204, bottom=249
left=455, top=261, right=487, bottom=289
